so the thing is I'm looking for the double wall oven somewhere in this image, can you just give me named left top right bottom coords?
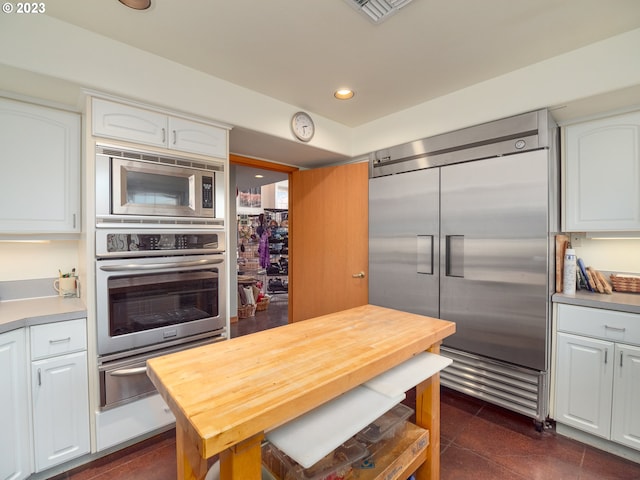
left=95, top=145, right=227, bottom=410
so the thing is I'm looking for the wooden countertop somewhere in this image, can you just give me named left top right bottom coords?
left=147, top=304, right=455, bottom=465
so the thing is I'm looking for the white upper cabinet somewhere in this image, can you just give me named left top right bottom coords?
left=0, top=98, right=80, bottom=234
left=564, top=110, right=640, bottom=232
left=168, top=116, right=227, bottom=158
left=92, top=98, right=227, bottom=159
left=92, top=98, right=166, bottom=147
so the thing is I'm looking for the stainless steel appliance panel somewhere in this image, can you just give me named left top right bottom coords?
left=95, top=144, right=224, bottom=227
left=95, top=229, right=225, bottom=258
left=439, top=150, right=549, bottom=370
left=369, top=168, right=440, bottom=317
left=98, top=335, right=225, bottom=409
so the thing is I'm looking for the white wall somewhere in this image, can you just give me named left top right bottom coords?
left=0, top=241, right=79, bottom=281
left=574, top=239, right=640, bottom=274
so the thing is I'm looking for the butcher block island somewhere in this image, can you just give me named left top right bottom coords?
left=147, top=304, right=456, bottom=480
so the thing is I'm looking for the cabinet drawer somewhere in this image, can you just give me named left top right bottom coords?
left=557, top=304, right=640, bottom=345
left=30, top=318, right=87, bottom=360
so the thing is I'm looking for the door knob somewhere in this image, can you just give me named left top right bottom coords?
left=352, top=272, right=365, bottom=278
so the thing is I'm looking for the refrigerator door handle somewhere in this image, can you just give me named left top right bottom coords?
left=445, top=235, right=464, bottom=277
left=417, top=235, right=434, bottom=274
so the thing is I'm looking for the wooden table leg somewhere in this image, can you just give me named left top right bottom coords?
left=219, top=432, right=265, bottom=480
left=176, top=421, right=208, bottom=480
left=414, top=341, right=442, bottom=480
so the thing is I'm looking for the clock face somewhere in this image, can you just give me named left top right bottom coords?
left=291, top=112, right=315, bottom=142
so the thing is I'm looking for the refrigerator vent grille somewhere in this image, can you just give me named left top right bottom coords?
left=439, top=347, right=548, bottom=422
left=344, top=0, right=414, bottom=24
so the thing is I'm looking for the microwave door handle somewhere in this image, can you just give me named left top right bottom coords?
left=99, top=258, right=224, bottom=272
left=110, top=366, right=148, bottom=377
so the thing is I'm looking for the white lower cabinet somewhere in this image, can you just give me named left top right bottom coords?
left=0, top=329, right=30, bottom=480
left=611, top=344, right=640, bottom=450
left=555, top=304, right=640, bottom=452
left=555, top=332, right=613, bottom=438
left=30, top=319, right=90, bottom=472
left=31, top=351, right=90, bottom=471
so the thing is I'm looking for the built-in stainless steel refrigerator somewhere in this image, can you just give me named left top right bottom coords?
left=368, top=110, right=559, bottom=426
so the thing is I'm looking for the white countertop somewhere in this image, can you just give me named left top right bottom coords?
left=0, top=296, right=86, bottom=334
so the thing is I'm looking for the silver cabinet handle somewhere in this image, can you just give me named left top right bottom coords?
left=49, top=337, right=71, bottom=344
left=162, top=127, right=166, bottom=143
left=110, top=366, right=148, bottom=377
left=38, top=368, right=42, bottom=386
left=605, top=325, right=626, bottom=332
left=352, top=272, right=365, bottom=278
left=604, top=349, right=608, bottom=364
left=172, top=130, right=177, bottom=145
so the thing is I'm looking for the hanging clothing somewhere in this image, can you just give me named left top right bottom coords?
left=258, top=230, right=270, bottom=269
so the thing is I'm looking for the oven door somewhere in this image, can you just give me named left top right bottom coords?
left=96, top=254, right=226, bottom=356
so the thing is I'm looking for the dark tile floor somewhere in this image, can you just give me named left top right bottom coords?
left=53, top=299, right=640, bottom=480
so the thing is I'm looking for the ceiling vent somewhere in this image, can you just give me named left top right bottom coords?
left=344, top=0, right=415, bottom=24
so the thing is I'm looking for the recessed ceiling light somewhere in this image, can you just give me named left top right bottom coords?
left=118, top=0, right=151, bottom=10
left=255, top=174, right=264, bottom=179
left=334, top=89, right=355, bottom=100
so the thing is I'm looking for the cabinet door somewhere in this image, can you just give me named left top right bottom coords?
left=0, top=98, right=80, bottom=233
left=611, top=344, right=640, bottom=450
left=555, top=332, right=614, bottom=438
left=31, top=351, right=90, bottom=472
left=92, top=98, right=167, bottom=148
left=168, top=117, right=227, bottom=158
left=565, top=110, right=640, bottom=231
left=0, top=329, right=30, bottom=480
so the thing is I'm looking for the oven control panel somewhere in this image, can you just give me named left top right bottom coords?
left=98, top=231, right=223, bottom=257
left=202, top=176, right=214, bottom=209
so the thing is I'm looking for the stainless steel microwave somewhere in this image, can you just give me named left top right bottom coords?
left=95, top=145, right=224, bottom=226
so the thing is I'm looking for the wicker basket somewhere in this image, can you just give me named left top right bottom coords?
left=256, top=297, right=270, bottom=311
left=238, top=303, right=257, bottom=319
left=610, top=274, right=640, bottom=294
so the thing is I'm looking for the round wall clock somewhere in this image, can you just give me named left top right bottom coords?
left=291, top=111, right=315, bottom=142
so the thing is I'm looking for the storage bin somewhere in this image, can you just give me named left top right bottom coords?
left=205, top=460, right=275, bottom=480
left=238, top=303, right=256, bottom=318
left=610, top=274, right=640, bottom=293
left=355, top=404, right=414, bottom=444
left=262, top=438, right=368, bottom=480
left=257, top=296, right=271, bottom=311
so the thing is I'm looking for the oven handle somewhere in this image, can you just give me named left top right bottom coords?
left=99, top=258, right=224, bottom=272
left=109, top=366, right=148, bottom=377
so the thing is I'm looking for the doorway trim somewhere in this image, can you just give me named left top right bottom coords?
left=230, top=154, right=299, bottom=324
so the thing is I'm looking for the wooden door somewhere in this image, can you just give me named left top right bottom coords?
left=289, top=162, right=369, bottom=322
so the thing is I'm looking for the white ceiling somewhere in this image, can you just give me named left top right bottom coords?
left=44, top=0, right=640, bottom=166
left=235, top=164, right=288, bottom=190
